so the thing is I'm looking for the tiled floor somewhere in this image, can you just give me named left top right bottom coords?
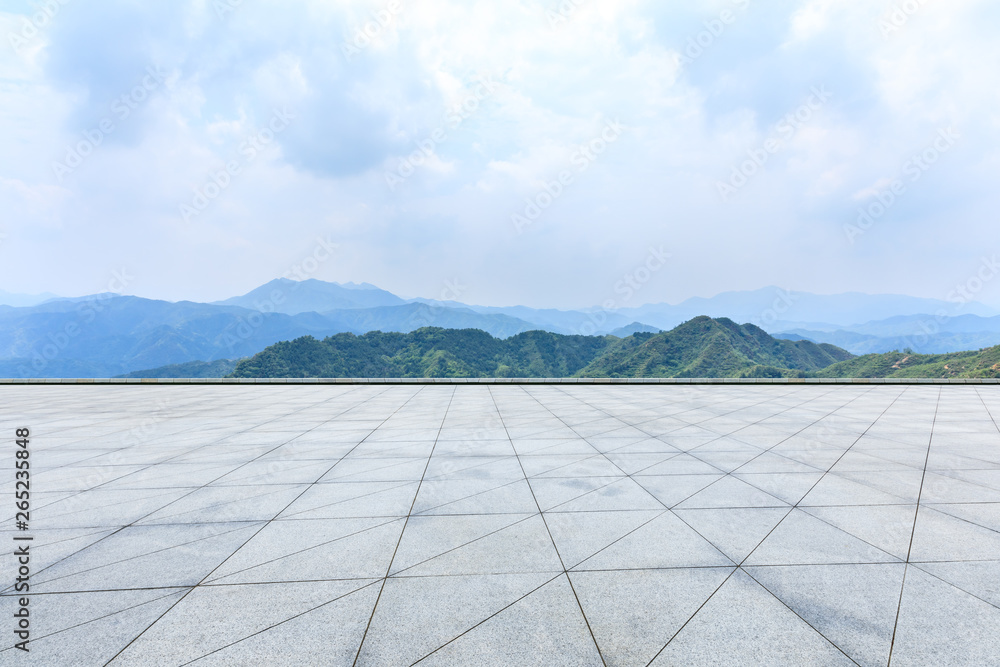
left=1, top=385, right=999, bottom=665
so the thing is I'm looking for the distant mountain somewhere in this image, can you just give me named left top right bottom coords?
left=848, top=313, right=1000, bottom=336
left=0, top=289, right=61, bottom=308
left=228, top=317, right=855, bottom=379
left=777, top=329, right=1000, bottom=355
left=456, top=304, right=636, bottom=335
left=776, top=313, right=1000, bottom=354
left=214, top=279, right=1000, bottom=338
left=0, top=296, right=347, bottom=378
left=609, top=322, right=661, bottom=337
left=0, top=295, right=541, bottom=378
left=215, top=278, right=406, bottom=314
left=617, top=287, right=998, bottom=331
left=816, top=347, right=1000, bottom=379
left=321, top=303, right=536, bottom=338
left=116, top=359, right=239, bottom=379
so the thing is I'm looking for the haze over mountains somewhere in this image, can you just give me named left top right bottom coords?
left=1, top=279, right=998, bottom=378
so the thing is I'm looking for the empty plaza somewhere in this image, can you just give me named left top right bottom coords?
left=2, top=383, right=999, bottom=665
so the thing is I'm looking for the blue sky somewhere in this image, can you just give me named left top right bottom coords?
left=1, top=0, right=998, bottom=309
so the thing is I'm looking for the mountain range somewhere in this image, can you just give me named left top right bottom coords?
left=1, top=279, right=998, bottom=378
left=228, top=317, right=855, bottom=379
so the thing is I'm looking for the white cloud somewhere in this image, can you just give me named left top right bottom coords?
left=0, top=0, right=996, bottom=306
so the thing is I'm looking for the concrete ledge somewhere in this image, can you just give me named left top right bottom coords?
left=0, top=378, right=997, bottom=385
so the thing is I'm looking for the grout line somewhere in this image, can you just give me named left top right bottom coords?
left=351, top=387, right=458, bottom=666
left=888, top=388, right=942, bottom=666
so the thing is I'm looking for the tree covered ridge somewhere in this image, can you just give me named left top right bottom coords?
left=227, top=317, right=863, bottom=379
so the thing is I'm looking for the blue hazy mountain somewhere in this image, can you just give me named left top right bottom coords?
left=215, top=279, right=999, bottom=333
left=0, top=296, right=347, bottom=378
left=0, top=289, right=61, bottom=308
left=0, top=295, right=539, bottom=377
left=776, top=313, right=1000, bottom=354
left=616, top=287, right=998, bottom=331
left=322, top=303, right=536, bottom=338
left=214, top=278, right=407, bottom=314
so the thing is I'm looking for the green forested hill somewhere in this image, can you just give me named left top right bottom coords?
left=227, top=317, right=855, bottom=379
left=815, top=346, right=1000, bottom=378
left=228, top=328, right=614, bottom=378
left=577, top=316, right=853, bottom=378
left=116, top=359, right=239, bottom=379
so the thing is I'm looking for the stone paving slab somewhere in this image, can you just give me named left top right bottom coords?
left=0, top=385, right=998, bottom=665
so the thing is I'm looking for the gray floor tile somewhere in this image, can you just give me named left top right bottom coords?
left=648, top=569, right=856, bottom=666
left=672, top=507, right=788, bottom=562
left=551, top=477, right=665, bottom=512
left=355, top=572, right=555, bottom=665
left=747, top=563, right=906, bottom=667
left=389, top=513, right=533, bottom=575
left=801, top=504, right=917, bottom=561
left=890, top=566, right=1000, bottom=666
left=632, top=474, right=725, bottom=507
left=206, top=518, right=404, bottom=584
left=570, top=567, right=733, bottom=666
left=416, top=575, right=604, bottom=667
left=909, top=505, right=1000, bottom=562
left=675, top=475, right=789, bottom=509
left=401, top=514, right=562, bottom=576
left=544, top=510, right=663, bottom=569
left=528, top=476, right=624, bottom=511
left=733, top=471, right=825, bottom=505
left=745, top=509, right=900, bottom=566
left=278, top=480, right=419, bottom=520
left=187, top=583, right=381, bottom=666
left=33, top=522, right=264, bottom=593
left=575, top=511, right=733, bottom=571
left=0, top=588, right=188, bottom=665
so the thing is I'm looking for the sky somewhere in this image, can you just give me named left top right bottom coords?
left=1, top=0, right=998, bottom=310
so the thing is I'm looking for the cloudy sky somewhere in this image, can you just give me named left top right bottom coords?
left=1, top=0, right=998, bottom=309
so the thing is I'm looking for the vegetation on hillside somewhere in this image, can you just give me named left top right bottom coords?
left=116, top=359, right=239, bottom=379
left=227, top=317, right=856, bottom=379
left=228, top=329, right=612, bottom=378
left=578, top=317, right=852, bottom=378
left=815, top=346, right=1000, bottom=379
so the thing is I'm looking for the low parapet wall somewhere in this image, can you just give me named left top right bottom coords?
left=1, top=378, right=998, bottom=385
